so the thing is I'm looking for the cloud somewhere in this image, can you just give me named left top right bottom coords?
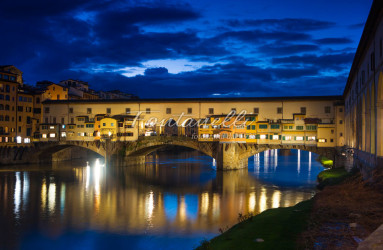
left=314, top=38, right=353, bottom=45
left=257, top=44, right=319, bottom=56
left=217, top=30, right=311, bottom=43
left=144, top=67, right=169, bottom=76
left=225, top=18, right=335, bottom=31
left=272, top=53, right=354, bottom=69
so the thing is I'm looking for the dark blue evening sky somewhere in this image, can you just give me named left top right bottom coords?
left=0, top=0, right=373, bottom=98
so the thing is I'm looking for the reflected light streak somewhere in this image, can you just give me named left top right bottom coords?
left=272, top=190, right=281, bottom=208
left=259, top=187, right=267, bottom=213
left=248, top=192, right=256, bottom=213
left=86, top=165, right=90, bottom=190
left=212, top=193, right=220, bottom=219
left=146, top=191, right=154, bottom=221
left=179, top=196, right=186, bottom=222
left=200, top=192, right=209, bottom=216
left=23, top=172, right=29, bottom=208
left=297, top=150, right=301, bottom=174
left=274, top=149, right=278, bottom=169
left=254, top=154, right=260, bottom=174
left=14, top=172, right=21, bottom=218
left=48, top=183, right=56, bottom=212
left=41, top=179, right=47, bottom=211
left=60, top=183, right=66, bottom=215
left=308, top=152, right=312, bottom=178
left=264, top=150, right=269, bottom=172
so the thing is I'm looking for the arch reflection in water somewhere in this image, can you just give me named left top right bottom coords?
left=0, top=148, right=324, bottom=249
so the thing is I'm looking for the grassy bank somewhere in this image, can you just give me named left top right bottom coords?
left=197, top=199, right=313, bottom=250
left=316, top=168, right=351, bottom=189
left=317, top=155, right=333, bottom=168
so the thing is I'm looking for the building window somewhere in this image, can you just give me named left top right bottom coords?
left=259, top=124, right=267, bottom=129
left=300, top=107, right=306, bottom=114
left=86, top=108, right=91, bottom=114
left=71, top=118, right=74, bottom=124
left=69, top=108, right=73, bottom=113
left=45, top=117, right=48, bottom=123
left=53, top=117, right=56, bottom=123
left=17, top=106, right=23, bottom=112
left=339, top=120, right=343, bottom=124
left=36, top=97, right=40, bottom=104
left=166, top=108, right=171, bottom=114
left=330, top=139, right=334, bottom=142
left=146, top=108, right=151, bottom=114
left=231, top=108, right=236, bottom=113
left=44, top=107, right=50, bottom=114
left=126, top=108, right=131, bottom=114
left=340, top=132, right=343, bottom=137
left=106, top=108, right=111, bottom=114
left=61, top=118, right=65, bottom=124
left=57, top=94, right=60, bottom=100
left=324, top=106, right=331, bottom=113
left=296, top=126, right=304, bottom=130
left=339, top=107, right=343, bottom=112
left=270, top=124, right=280, bottom=129
left=277, top=107, right=282, bottom=114
left=331, top=129, right=334, bottom=134
left=209, top=108, right=214, bottom=114
left=187, top=108, right=192, bottom=114
left=253, top=108, right=259, bottom=114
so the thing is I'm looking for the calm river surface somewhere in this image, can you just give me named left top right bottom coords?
left=0, top=148, right=324, bottom=250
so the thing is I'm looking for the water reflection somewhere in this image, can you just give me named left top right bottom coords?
left=0, top=148, right=324, bottom=249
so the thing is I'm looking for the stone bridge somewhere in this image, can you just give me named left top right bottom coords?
left=0, top=136, right=344, bottom=170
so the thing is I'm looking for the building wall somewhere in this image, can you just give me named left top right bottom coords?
left=0, top=72, right=19, bottom=145
left=344, top=0, right=383, bottom=168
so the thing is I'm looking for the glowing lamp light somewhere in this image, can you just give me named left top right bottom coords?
left=108, top=131, right=112, bottom=137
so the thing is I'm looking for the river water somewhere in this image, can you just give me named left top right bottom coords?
left=0, top=148, right=324, bottom=250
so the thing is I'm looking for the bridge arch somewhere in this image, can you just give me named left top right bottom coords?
left=34, top=141, right=106, bottom=163
left=125, top=137, right=214, bottom=158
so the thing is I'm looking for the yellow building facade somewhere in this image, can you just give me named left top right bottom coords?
left=41, top=96, right=344, bottom=148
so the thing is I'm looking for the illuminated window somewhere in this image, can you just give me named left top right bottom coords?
left=272, top=135, right=279, bottom=140
left=49, top=133, right=56, bottom=138
left=295, top=136, right=304, bottom=141
left=260, top=134, right=266, bottom=139
left=307, top=136, right=316, bottom=141
left=318, top=139, right=326, bottom=143
left=284, top=136, right=292, bottom=140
